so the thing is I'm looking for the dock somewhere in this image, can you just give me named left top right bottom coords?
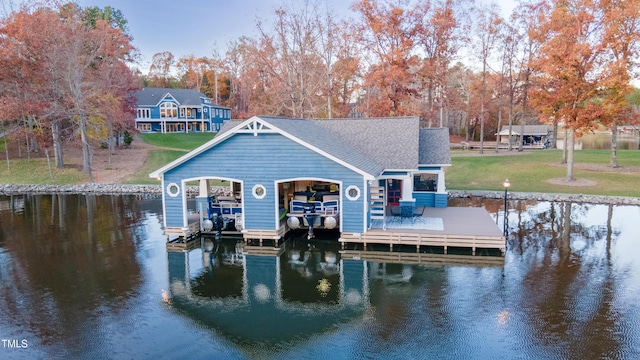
left=340, top=207, right=505, bottom=255
left=166, top=206, right=505, bottom=256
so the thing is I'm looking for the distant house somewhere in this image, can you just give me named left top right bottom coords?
left=497, top=125, right=552, bottom=147
left=618, top=124, right=640, bottom=135
left=134, top=88, right=230, bottom=133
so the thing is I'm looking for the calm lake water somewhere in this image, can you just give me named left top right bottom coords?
left=1, top=194, right=639, bottom=359
left=557, top=133, right=640, bottom=150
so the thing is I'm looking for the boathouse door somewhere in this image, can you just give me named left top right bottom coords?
left=386, top=179, right=401, bottom=206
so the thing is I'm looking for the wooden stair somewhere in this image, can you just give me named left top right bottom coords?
left=370, top=185, right=386, bottom=229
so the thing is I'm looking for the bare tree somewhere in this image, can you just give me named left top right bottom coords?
left=471, top=3, right=503, bottom=154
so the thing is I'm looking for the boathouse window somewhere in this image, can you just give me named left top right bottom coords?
left=160, top=103, right=178, bottom=118
left=252, top=184, right=266, bottom=199
left=413, top=174, right=437, bottom=192
left=167, top=183, right=180, bottom=197
left=345, top=185, right=360, bottom=201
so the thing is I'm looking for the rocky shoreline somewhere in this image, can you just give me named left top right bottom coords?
left=0, top=184, right=638, bottom=206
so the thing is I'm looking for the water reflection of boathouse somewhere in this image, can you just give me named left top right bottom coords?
left=165, top=237, right=504, bottom=348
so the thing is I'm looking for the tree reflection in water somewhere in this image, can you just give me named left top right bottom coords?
left=491, top=199, right=624, bottom=359
left=0, top=195, right=637, bottom=359
left=0, top=194, right=149, bottom=356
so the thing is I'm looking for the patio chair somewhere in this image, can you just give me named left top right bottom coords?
left=400, top=205, right=415, bottom=224
left=386, top=206, right=401, bottom=226
left=412, top=206, right=425, bottom=224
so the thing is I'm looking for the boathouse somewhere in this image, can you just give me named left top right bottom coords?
left=150, top=116, right=453, bottom=242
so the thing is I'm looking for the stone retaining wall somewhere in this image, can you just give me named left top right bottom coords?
left=448, top=190, right=640, bottom=206
left=0, top=184, right=638, bottom=206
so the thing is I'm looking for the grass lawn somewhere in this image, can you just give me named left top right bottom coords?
left=125, top=149, right=187, bottom=184
left=0, top=158, right=85, bottom=184
left=447, top=149, right=640, bottom=197
left=3, top=130, right=640, bottom=199
left=138, top=132, right=216, bottom=150
left=127, top=132, right=218, bottom=184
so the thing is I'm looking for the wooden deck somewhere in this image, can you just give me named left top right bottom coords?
left=340, top=207, right=505, bottom=255
left=166, top=207, right=504, bottom=256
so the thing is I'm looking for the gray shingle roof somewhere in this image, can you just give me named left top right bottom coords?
left=135, top=88, right=212, bottom=107
left=259, top=116, right=386, bottom=177
left=309, top=117, right=419, bottom=170
left=216, top=116, right=449, bottom=176
left=419, top=128, right=451, bottom=165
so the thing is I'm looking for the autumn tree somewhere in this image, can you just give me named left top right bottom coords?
left=224, top=37, right=256, bottom=118
left=529, top=0, right=603, bottom=182
left=1, top=6, right=68, bottom=166
left=497, top=12, right=525, bottom=152
left=56, top=3, right=137, bottom=181
left=446, top=62, right=474, bottom=138
left=352, top=0, right=420, bottom=117
left=415, top=0, right=470, bottom=127
left=330, top=21, right=362, bottom=118
left=510, top=1, right=549, bottom=152
left=254, top=0, right=326, bottom=118
left=0, top=2, right=138, bottom=181
left=470, top=3, right=503, bottom=154
left=148, top=51, right=176, bottom=88
left=598, top=0, right=640, bottom=167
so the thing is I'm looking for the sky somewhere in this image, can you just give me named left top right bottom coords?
left=74, top=0, right=354, bottom=70
left=71, top=0, right=517, bottom=72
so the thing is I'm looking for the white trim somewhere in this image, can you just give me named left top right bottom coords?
left=274, top=124, right=376, bottom=180
left=274, top=178, right=343, bottom=231
left=418, top=163, right=452, bottom=167
left=363, top=179, right=369, bottom=233
left=149, top=117, right=254, bottom=178
left=154, top=93, right=181, bottom=107
left=160, top=177, right=167, bottom=229
left=252, top=184, right=267, bottom=199
left=179, top=176, right=244, bottom=228
left=166, top=182, right=180, bottom=197
left=149, top=116, right=376, bottom=180
left=345, top=185, right=361, bottom=201
left=181, top=179, right=188, bottom=229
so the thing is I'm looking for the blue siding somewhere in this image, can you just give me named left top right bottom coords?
left=414, top=192, right=435, bottom=207
left=163, top=133, right=366, bottom=232
left=413, top=192, right=448, bottom=208
left=434, top=193, right=448, bottom=208
left=382, top=171, right=408, bottom=176
left=150, top=107, right=161, bottom=119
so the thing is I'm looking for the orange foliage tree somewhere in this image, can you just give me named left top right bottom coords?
left=529, top=0, right=603, bottom=182
left=0, top=2, right=138, bottom=181
left=598, top=0, right=640, bottom=167
left=352, top=0, right=422, bottom=117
